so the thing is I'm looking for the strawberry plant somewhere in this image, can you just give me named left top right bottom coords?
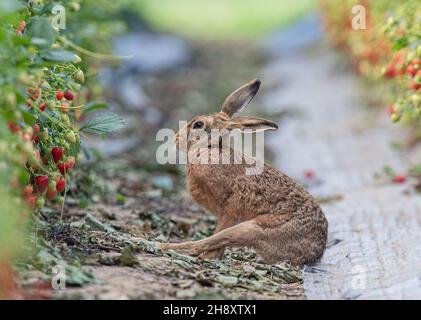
left=321, top=0, right=421, bottom=127
left=0, top=0, right=127, bottom=295
left=1, top=0, right=126, bottom=215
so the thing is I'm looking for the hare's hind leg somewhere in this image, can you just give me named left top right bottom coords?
left=200, top=219, right=237, bottom=259
left=159, top=220, right=263, bottom=257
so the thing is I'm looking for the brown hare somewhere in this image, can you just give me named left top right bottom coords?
left=159, top=79, right=328, bottom=266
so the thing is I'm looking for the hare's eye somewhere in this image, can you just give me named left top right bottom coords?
left=193, top=121, right=204, bottom=129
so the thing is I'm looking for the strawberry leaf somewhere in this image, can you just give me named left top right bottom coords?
left=82, top=102, right=109, bottom=115
left=80, top=113, right=126, bottom=136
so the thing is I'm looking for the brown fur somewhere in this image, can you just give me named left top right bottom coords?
left=160, top=79, right=328, bottom=266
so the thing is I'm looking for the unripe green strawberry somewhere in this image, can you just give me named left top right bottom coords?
left=49, top=180, right=57, bottom=190
left=41, top=81, right=52, bottom=90
left=5, top=92, right=16, bottom=107
left=47, top=100, right=56, bottom=110
left=390, top=113, right=401, bottom=123
left=65, top=131, right=76, bottom=143
left=61, top=114, right=70, bottom=125
left=70, top=1, right=81, bottom=11
left=411, top=94, right=421, bottom=107
left=73, top=54, right=82, bottom=64
left=36, top=197, right=45, bottom=209
left=20, top=141, right=33, bottom=158
left=39, top=128, right=49, bottom=142
left=28, top=154, right=40, bottom=168
left=75, top=70, right=85, bottom=83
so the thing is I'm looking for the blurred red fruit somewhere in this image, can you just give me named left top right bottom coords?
left=23, top=185, right=33, bottom=196
left=64, top=90, right=74, bottom=100
left=51, top=147, right=63, bottom=163
left=7, top=121, right=21, bottom=133
left=56, top=178, right=65, bottom=193
left=46, top=188, right=57, bottom=200
left=385, top=65, right=396, bottom=78
left=393, top=175, right=407, bottom=184
left=388, top=105, right=397, bottom=115
left=33, top=124, right=40, bottom=135
left=410, top=82, right=421, bottom=91
left=26, top=195, right=38, bottom=209
left=34, top=175, right=49, bottom=193
left=57, top=162, right=70, bottom=175
left=18, top=20, right=26, bottom=33
left=56, top=91, right=64, bottom=100
left=304, top=169, right=315, bottom=179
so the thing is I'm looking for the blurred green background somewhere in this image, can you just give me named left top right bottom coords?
left=122, top=0, right=315, bottom=39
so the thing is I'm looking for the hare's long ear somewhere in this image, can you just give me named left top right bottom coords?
left=220, top=79, right=261, bottom=117
left=225, top=116, right=278, bottom=133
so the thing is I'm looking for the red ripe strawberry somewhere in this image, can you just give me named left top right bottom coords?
left=18, top=20, right=26, bottom=33
left=46, top=188, right=58, bottom=200
left=393, top=175, right=407, bottom=184
left=33, top=124, right=40, bottom=135
left=388, top=105, right=398, bottom=115
left=57, top=162, right=70, bottom=175
left=410, top=82, right=421, bottom=91
left=385, top=65, right=396, bottom=78
left=34, top=175, right=49, bottom=193
left=8, top=121, right=21, bottom=133
left=407, top=64, right=417, bottom=77
left=56, top=91, right=64, bottom=100
left=51, top=147, right=64, bottom=163
left=26, top=195, right=38, bottom=209
left=32, top=124, right=40, bottom=142
left=57, top=162, right=65, bottom=175
left=64, top=90, right=74, bottom=100
left=407, top=60, right=421, bottom=77
left=23, top=185, right=33, bottom=196
left=304, top=169, right=315, bottom=179
left=40, top=102, right=47, bottom=112
left=56, top=178, right=66, bottom=193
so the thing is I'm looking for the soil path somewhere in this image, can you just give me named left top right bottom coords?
left=261, top=18, right=421, bottom=299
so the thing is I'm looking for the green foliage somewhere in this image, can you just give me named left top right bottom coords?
left=128, top=0, right=315, bottom=39
left=80, top=113, right=126, bottom=136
